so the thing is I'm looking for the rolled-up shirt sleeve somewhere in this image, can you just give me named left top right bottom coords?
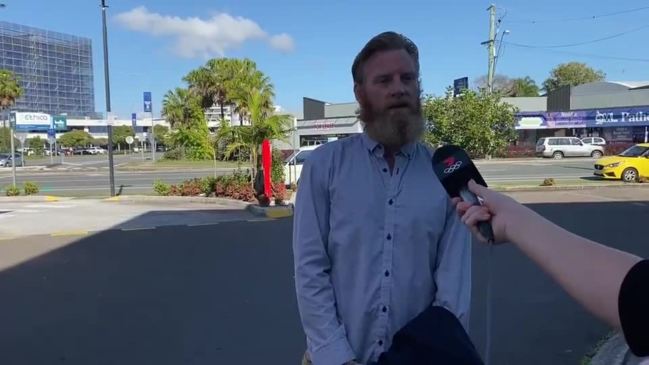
left=432, top=196, right=472, bottom=330
left=292, top=155, right=356, bottom=365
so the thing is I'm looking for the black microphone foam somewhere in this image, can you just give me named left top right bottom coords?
left=432, top=145, right=494, bottom=243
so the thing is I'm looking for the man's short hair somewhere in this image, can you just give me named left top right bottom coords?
left=351, top=31, right=420, bottom=84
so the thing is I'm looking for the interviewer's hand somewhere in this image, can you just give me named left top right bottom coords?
left=453, top=180, right=528, bottom=244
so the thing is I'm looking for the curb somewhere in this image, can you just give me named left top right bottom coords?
left=102, top=195, right=250, bottom=208
left=492, top=183, right=649, bottom=193
left=0, top=195, right=66, bottom=203
left=246, top=203, right=294, bottom=218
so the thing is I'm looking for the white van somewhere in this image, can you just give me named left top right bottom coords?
left=284, top=145, right=321, bottom=186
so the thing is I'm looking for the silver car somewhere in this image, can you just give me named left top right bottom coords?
left=536, top=137, right=604, bottom=159
left=0, top=153, right=24, bottom=167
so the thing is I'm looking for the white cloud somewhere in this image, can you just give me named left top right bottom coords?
left=269, top=34, right=295, bottom=53
left=115, top=6, right=295, bottom=58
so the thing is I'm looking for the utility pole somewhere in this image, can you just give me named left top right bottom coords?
left=486, top=4, right=497, bottom=93
left=101, top=0, right=116, bottom=196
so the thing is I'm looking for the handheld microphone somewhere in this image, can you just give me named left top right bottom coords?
left=432, top=144, right=496, bottom=365
left=432, top=144, right=495, bottom=243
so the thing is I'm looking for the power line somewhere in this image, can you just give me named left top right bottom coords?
left=504, top=24, right=649, bottom=48
left=507, top=5, right=649, bottom=24
left=503, top=44, right=649, bottom=63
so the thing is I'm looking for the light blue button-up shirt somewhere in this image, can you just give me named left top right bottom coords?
left=292, top=133, right=472, bottom=365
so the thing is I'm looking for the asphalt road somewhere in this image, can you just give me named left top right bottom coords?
left=0, top=157, right=600, bottom=196
left=0, top=197, right=647, bottom=364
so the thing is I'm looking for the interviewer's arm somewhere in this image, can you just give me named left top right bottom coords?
left=457, top=180, right=642, bottom=329
left=292, top=158, right=356, bottom=365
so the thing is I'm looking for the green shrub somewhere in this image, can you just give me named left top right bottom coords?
left=163, top=148, right=182, bottom=160
left=23, top=181, right=39, bottom=195
left=5, top=185, right=20, bottom=196
left=201, top=176, right=217, bottom=196
left=153, top=180, right=171, bottom=196
left=271, top=148, right=285, bottom=184
left=540, top=178, right=556, bottom=186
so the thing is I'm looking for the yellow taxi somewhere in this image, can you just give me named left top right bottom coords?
left=594, top=143, right=649, bottom=182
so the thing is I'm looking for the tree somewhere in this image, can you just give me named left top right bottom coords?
left=58, top=130, right=93, bottom=148
left=0, top=70, right=23, bottom=153
left=423, top=88, right=518, bottom=158
left=162, top=88, right=213, bottom=160
left=542, top=62, right=605, bottom=93
left=216, top=88, right=292, bottom=178
left=184, top=58, right=238, bottom=121
left=474, top=74, right=540, bottom=97
left=153, top=124, right=170, bottom=146
left=112, top=126, right=134, bottom=149
left=510, top=77, right=540, bottom=97
left=27, top=136, right=45, bottom=156
left=474, top=74, right=513, bottom=94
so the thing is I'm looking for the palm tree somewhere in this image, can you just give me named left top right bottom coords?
left=184, top=58, right=236, bottom=121
left=229, top=59, right=275, bottom=125
left=0, top=70, right=23, bottom=152
left=216, top=88, right=292, bottom=180
left=161, top=88, right=195, bottom=129
left=0, top=70, right=23, bottom=111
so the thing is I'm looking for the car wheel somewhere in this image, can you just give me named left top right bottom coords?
left=591, top=150, right=603, bottom=159
left=622, top=168, right=638, bottom=183
left=552, top=151, right=564, bottom=159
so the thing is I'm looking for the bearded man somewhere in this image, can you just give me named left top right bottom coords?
left=292, top=31, right=472, bottom=365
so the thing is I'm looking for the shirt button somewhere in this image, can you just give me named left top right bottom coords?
left=382, top=306, right=387, bottom=313
left=386, top=234, right=391, bottom=240
left=388, top=199, right=393, bottom=205
left=378, top=340, right=384, bottom=346
left=384, top=270, right=390, bottom=277
left=382, top=168, right=388, bottom=173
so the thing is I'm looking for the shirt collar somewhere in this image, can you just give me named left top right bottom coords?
left=361, top=132, right=416, bottom=159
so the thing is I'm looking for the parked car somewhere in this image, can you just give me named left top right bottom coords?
left=581, top=137, right=607, bottom=146
left=85, top=146, right=107, bottom=155
left=283, top=145, right=322, bottom=186
left=0, top=153, right=24, bottom=167
left=593, top=143, right=649, bottom=182
left=536, top=137, right=604, bottom=159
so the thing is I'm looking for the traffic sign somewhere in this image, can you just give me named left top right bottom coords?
left=143, top=92, right=152, bottom=113
left=125, top=136, right=134, bottom=145
left=8, top=111, right=16, bottom=129
left=454, top=77, right=469, bottom=97
left=53, top=115, right=67, bottom=131
left=131, top=113, right=137, bottom=130
left=106, top=112, right=116, bottom=126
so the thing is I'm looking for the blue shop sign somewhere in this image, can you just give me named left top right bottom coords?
left=516, top=106, right=649, bottom=129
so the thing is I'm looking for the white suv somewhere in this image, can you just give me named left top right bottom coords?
left=283, top=145, right=321, bottom=186
left=581, top=137, right=607, bottom=146
left=536, top=137, right=604, bottom=159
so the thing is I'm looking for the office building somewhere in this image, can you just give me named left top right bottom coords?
left=0, top=21, right=95, bottom=117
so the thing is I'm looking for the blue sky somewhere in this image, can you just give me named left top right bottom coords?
left=4, top=0, right=649, bottom=118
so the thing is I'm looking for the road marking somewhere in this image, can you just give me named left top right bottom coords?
left=25, top=204, right=73, bottom=209
left=632, top=202, right=648, bottom=207
left=120, top=227, right=156, bottom=231
left=51, top=230, right=89, bottom=237
left=246, top=218, right=270, bottom=222
left=187, top=222, right=220, bottom=227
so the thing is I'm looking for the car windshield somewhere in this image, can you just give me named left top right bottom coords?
left=619, top=145, right=649, bottom=157
left=536, top=139, right=545, bottom=146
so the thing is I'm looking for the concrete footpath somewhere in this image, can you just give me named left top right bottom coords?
left=0, top=196, right=258, bottom=240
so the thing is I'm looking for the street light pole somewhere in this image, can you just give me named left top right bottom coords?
left=101, top=0, right=116, bottom=196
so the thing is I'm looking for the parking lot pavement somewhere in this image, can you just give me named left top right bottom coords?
left=0, top=198, right=257, bottom=240
left=506, top=185, right=649, bottom=204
